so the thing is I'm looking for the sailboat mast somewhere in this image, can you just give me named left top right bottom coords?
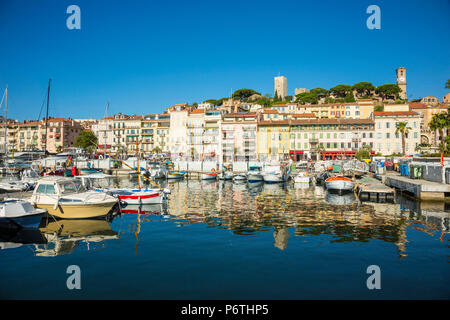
left=44, top=79, right=51, bottom=154
left=4, top=86, right=7, bottom=157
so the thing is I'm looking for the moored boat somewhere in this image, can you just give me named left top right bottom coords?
left=293, top=172, right=311, bottom=184
left=30, top=177, right=118, bottom=219
left=247, top=166, right=263, bottom=182
left=167, top=171, right=185, bottom=179
left=325, top=176, right=355, bottom=194
left=200, top=171, right=217, bottom=180
left=232, top=173, right=247, bottom=181
left=0, top=200, right=46, bottom=228
left=262, top=163, right=289, bottom=183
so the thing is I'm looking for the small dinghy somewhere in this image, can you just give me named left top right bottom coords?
left=0, top=200, right=47, bottom=228
left=325, top=176, right=354, bottom=195
left=218, top=171, right=233, bottom=180
left=200, top=170, right=217, bottom=180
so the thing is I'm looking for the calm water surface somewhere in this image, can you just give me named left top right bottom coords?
left=0, top=177, right=449, bottom=299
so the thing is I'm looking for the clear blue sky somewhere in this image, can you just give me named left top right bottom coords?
left=0, top=0, right=449, bottom=121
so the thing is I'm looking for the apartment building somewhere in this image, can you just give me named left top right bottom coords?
left=111, top=113, right=130, bottom=154
left=220, top=113, right=257, bottom=162
left=16, top=121, right=40, bottom=151
left=91, top=116, right=114, bottom=153
left=373, top=111, right=421, bottom=155
left=141, top=114, right=170, bottom=154
left=124, top=115, right=142, bottom=153
left=168, top=109, right=189, bottom=158
left=41, top=118, right=83, bottom=154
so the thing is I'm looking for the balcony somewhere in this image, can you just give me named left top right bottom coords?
left=309, top=138, right=319, bottom=144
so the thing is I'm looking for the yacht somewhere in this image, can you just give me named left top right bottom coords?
left=30, top=177, right=118, bottom=219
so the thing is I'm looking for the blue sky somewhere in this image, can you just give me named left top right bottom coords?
left=0, top=0, right=449, bottom=121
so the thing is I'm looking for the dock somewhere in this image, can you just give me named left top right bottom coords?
left=356, top=175, right=396, bottom=203
left=384, top=173, right=450, bottom=201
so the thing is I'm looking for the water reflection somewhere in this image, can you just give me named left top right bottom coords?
left=34, top=218, right=119, bottom=257
left=0, top=178, right=448, bottom=259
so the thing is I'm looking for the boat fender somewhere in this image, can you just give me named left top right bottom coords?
left=163, top=188, right=171, bottom=194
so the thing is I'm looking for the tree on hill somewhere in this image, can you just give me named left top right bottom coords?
left=75, top=130, right=98, bottom=153
left=329, top=85, right=352, bottom=98
left=446, top=79, right=450, bottom=89
left=344, top=92, right=356, bottom=102
left=295, top=92, right=318, bottom=105
left=375, top=84, right=401, bottom=100
left=310, top=88, right=328, bottom=98
left=374, top=105, right=384, bottom=112
left=254, top=97, right=272, bottom=108
left=232, top=89, right=261, bottom=102
left=352, top=82, right=375, bottom=97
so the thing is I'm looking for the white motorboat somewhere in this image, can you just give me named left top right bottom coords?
left=232, top=173, right=247, bottom=181
left=147, top=163, right=166, bottom=179
left=293, top=172, right=311, bottom=184
left=0, top=199, right=47, bottom=228
left=262, top=163, right=289, bottom=183
left=325, top=176, right=355, bottom=194
left=30, top=177, right=118, bottom=219
left=247, top=166, right=263, bottom=182
left=0, top=181, right=32, bottom=192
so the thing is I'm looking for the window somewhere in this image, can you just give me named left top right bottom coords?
left=36, top=184, right=56, bottom=194
left=386, top=133, right=390, bottom=139
left=386, top=122, right=390, bottom=129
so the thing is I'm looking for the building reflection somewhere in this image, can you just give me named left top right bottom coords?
left=164, top=180, right=449, bottom=256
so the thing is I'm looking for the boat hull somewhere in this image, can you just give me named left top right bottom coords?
left=0, top=213, right=43, bottom=228
left=294, top=176, right=311, bottom=184
left=35, top=202, right=116, bottom=219
left=118, top=191, right=163, bottom=204
left=247, top=174, right=263, bottom=182
left=263, top=174, right=286, bottom=183
left=325, top=179, right=354, bottom=194
left=201, top=173, right=217, bottom=180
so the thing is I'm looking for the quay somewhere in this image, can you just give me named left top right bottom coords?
left=356, top=175, right=396, bottom=203
left=384, top=172, right=450, bottom=201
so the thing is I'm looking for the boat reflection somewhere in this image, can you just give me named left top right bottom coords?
left=0, top=227, right=46, bottom=251
left=325, top=191, right=357, bottom=206
left=34, top=218, right=119, bottom=257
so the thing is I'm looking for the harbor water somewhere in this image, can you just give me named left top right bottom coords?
left=0, top=177, right=449, bottom=299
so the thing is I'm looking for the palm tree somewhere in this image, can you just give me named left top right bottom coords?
left=395, top=122, right=411, bottom=155
left=429, top=112, right=450, bottom=150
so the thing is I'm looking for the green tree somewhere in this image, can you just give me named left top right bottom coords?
left=285, top=95, right=293, bottom=101
left=395, top=122, right=411, bottom=155
left=295, top=92, right=318, bottom=105
left=344, top=92, right=356, bottom=102
left=310, top=88, right=328, bottom=97
left=75, top=130, right=98, bottom=153
left=446, top=79, right=450, bottom=89
left=152, top=146, right=162, bottom=154
left=355, top=145, right=371, bottom=160
left=374, top=105, right=384, bottom=112
left=429, top=112, right=450, bottom=151
left=375, top=84, right=401, bottom=100
left=352, top=82, right=375, bottom=97
left=232, top=89, right=261, bottom=102
left=329, top=85, right=352, bottom=98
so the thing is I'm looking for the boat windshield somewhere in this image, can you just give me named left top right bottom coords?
left=59, top=181, right=86, bottom=194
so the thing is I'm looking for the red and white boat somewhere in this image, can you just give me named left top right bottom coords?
left=200, top=171, right=218, bottom=180
left=325, top=176, right=354, bottom=194
left=110, top=188, right=170, bottom=205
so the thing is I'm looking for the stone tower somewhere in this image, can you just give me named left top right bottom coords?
left=396, top=67, right=407, bottom=100
left=274, top=76, right=287, bottom=100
